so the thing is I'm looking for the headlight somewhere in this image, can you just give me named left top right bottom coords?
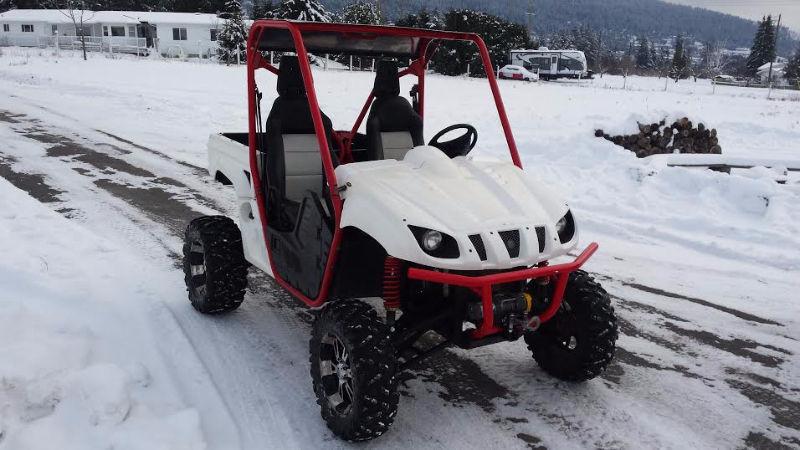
left=422, top=230, right=443, bottom=251
left=556, top=211, right=575, bottom=243
left=556, top=217, right=568, bottom=234
left=408, top=226, right=460, bottom=258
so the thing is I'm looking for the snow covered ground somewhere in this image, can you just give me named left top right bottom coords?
left=0, top=47, right=798, bottom=449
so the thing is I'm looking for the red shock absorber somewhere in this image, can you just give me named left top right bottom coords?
left=383, top=256, right=403, bottom=312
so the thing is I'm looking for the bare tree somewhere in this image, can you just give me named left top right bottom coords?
left=700, top=40, right=726, bottom=78
left=620, top=55, right=635, bottom=89
left=46, top=0, right=95, bottom=61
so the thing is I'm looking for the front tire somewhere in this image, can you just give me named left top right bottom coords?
left=182, top=216, right=248, bottom=314
left=310, top=300, right=399, bottom=441
left=524, top=270, right=617, bottom=382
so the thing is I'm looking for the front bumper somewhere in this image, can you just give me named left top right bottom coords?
left=406, top=243, right=599, bottom=339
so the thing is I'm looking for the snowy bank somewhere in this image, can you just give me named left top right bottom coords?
left=0, top=177, right=205, bottom=450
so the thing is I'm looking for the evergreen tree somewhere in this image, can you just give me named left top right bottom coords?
left=251, top=0, right=276, bottom=19
left=657, top=45, right=671, bottom=77
left=763, top=14, right=777, bottom=64
left=542, top=26, right=602, bottom=69
left=170, top=0, right=227, bottom=13
left=394, top=8, right=444, bottom=29
left=277, top=0, right=331, bottom=22
left=430, top=9, right=532, bottom=77
left=340, top=1, right=381, bottom=24
left=635, top=35, right=651, bottom=69
left=671, top=35, right=690, bottom=81
left=547, top=29, right=575, bottom=50
left=746, top=16, right=776, bottom=77
left=0, top=0, right=15, bottom=12
left=217, top=0, right=248, bottom=64
left=649, top=44, right=658, bottom=70
left=785, top=46, right=800, bottom=81
left=746, top=16, right=767, bottom=75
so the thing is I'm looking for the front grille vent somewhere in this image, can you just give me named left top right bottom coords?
left=535, top=227, right=546, bottom=253
left=498, top=230, right=521, bottom=258
left=468, top=234, right=487, bottom=261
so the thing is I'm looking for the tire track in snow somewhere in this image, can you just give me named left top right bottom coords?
left=621, top=281, right=782, bottom=326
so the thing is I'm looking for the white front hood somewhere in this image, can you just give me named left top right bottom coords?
left=336, top=146, right=578, bottom=270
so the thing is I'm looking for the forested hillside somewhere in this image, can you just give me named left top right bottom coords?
left=323, top=0, right=796, bottom=54
left=3, top=0, right=795, bottom=54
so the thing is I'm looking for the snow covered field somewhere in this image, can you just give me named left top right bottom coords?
left=0, top=48, right=798, bottom=449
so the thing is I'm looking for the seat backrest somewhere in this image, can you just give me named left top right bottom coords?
left=264, top=56, right=334, bottom=205
left=366, top=60, right=424, bottom=161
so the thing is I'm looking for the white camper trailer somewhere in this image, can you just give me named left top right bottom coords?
left=510, top=48, right=591, bottom=80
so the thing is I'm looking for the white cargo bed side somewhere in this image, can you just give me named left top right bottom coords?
left=207, top=133, right=271, bottom=275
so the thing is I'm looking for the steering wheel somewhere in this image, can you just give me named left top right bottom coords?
left=429, top=124, right=478, bottom=158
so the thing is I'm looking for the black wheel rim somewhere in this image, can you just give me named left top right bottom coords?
left=319, top=334, right=354, bottom=415
left=188, top=239, right=207, bottom=297
left=561, top=335, right=578, bottom=351
left=553, top=302, right=579, bottom=352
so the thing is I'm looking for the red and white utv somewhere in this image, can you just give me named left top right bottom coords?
left=183, top=20, right=618, bottom=441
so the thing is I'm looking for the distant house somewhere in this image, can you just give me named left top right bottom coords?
left=721, top=47, right=750, bottom=58
left=757, top=61, right=788, bottom=85
left=0, top=9, right=222, bottom=57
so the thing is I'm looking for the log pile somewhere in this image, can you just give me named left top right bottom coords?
left=595, top=118, right=722, bottom=158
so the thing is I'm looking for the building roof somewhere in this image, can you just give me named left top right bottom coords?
left=0, top=9, right=221, bottom=26
left=757, top=61, right=787, bottom=73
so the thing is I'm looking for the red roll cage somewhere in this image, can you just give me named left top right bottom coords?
left=245, top=20, right=596, bottom=340
left=245, top=20, right=522, bottom=302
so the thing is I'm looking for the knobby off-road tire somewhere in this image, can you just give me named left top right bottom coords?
left=310, top=300, right=399, bottom=441
left=182, top=216, right=248, bottom=314
left=524, top=270, right=618, bottom=382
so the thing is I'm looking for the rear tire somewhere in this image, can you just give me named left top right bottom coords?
left=182, top=216, right=248, bottom=314
left=524, top=270, right=617, bottom=382
left=310, top=300, right=399, bottom=441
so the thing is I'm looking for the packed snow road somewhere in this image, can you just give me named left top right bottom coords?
left=1, top=50, right=799, bottom=449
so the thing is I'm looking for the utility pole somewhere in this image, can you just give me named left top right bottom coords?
left=525, top=0, right=535, bottom=46
left=767, top=14, right=782, bottom=85
left=598, top=29, right=603, bottom=76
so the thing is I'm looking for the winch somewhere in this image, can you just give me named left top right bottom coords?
left=466, top=292, right=534, bottom=324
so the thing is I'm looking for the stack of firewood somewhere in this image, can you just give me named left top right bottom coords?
left=595, top=118, right=722, bottom=158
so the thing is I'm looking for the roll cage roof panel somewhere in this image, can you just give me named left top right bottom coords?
left=255, top=21, right=484, bottom=58
left=245, top=20, right=522, bottom=307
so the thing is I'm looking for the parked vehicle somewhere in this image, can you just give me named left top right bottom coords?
left=712, top=74, right=749, bottom=87
left=510, top=48, right=592, bottom=80
left=499, top=64, right=539, bottom=81
left=185, top=20, right=618, bottom=442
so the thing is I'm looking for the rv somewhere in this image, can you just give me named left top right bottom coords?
left=510, top=48, right=591, bottom=80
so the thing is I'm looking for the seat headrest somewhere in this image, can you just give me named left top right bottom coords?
left=277, top=56, right=306, bottom=98
left=373, top=60, right=400, bottom=98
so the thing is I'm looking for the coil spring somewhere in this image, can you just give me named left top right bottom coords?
left=383, top=257, right=402, bottom=311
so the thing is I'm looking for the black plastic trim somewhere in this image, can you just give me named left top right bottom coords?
left=468, top=234, right=487, bottom=261
left=535, top=226, right=546, bottom=253
left=557, top=211, right=576, bottom=244
left=498, top=229, right=521, bottom=258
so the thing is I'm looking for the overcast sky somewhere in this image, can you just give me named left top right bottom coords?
left=664, top=0, right=800, bottom=33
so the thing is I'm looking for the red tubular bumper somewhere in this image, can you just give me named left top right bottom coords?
left=406, top=243, right=599, bottom=340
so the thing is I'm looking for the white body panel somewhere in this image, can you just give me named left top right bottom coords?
left=207, top=134, right=272, bottom=276
left=208, top=134, right=577, bottom=274
left=336, top=146, right=577, bottom=271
